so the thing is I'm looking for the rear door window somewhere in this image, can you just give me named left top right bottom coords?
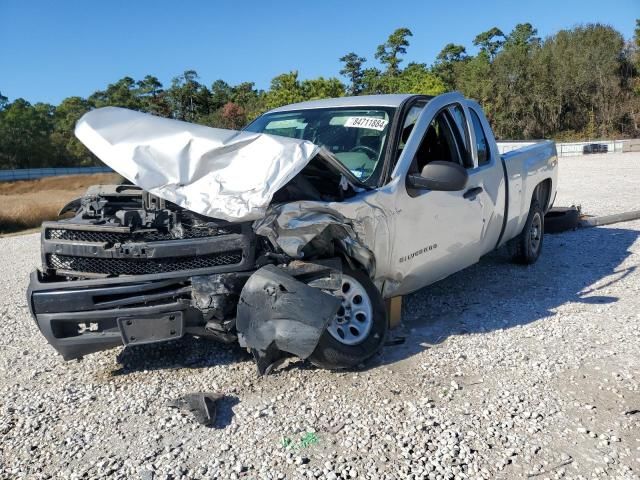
left=470, top=109, right=490, bottom=166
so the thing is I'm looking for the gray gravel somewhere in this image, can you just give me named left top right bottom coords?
left=1, top=153, right=640, bottom=479
left=555, top=152, right=640, bottom=217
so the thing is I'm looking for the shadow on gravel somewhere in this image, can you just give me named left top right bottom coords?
left=111, top=335, right=252, bottom=376
left=214, top=395, right=240, bottom=428
left=379, top=226, right=639, bottom=366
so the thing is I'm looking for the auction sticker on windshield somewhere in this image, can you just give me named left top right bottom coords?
left=344, top=117, right=389, bottom=131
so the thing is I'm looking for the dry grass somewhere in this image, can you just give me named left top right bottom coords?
left=0, top=173, right=122, bottom=234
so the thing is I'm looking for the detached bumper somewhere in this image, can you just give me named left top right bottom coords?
left=27, top=270, right=198, bottom=360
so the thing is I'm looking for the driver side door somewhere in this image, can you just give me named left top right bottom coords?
left=390, top=99, right=485, bottom=296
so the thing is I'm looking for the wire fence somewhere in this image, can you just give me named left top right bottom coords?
left=0, top=166, right=113, bottom=182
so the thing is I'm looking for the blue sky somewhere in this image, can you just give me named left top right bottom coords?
left=1, top=0, right=637, bottom=105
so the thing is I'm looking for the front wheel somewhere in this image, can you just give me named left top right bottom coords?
left=510, top=201, right=544, bottom=264
left=308, top=267, right=387, bottom=370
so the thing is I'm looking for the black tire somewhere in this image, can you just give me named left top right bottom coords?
left=544, top=207, right=580, bottom=234
left=308, top=267, right=387, bottom=370
left=510, top=201, right=544, bottom=264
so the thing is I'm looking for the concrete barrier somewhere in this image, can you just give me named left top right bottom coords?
left=580, top=210, right=640, bottom=228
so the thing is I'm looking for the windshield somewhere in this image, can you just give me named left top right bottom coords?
left=245, top=106, right=395, bottom=185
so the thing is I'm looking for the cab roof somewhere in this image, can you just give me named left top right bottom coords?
left=268, top=94, right=423, bottom=113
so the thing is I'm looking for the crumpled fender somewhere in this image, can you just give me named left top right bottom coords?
left=253, top=201, right=378, bottom=275
left=236, top=264, right=341, bottom=374
left=252, top=194, right=397, bottom=295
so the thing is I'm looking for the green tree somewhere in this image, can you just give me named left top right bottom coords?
left=0, top=99, right=56, bottom=169
left=50, top=96, right=95, bottom=166
left=375, top=28, right=413, bottom=75
left=202, top=81, right=264, bottom=128
left=264, top=71, right=305, bottom=110
left=543, top=24, right=629, bottom=137
left=230, top=82, right=264, bottom=119
left=339, top=52, right=367, bottom=94
left=301, top=77, right=345, bottom=100
left=136, top=75, right=169, bottom=115
left=397, top=63, right=447, bottom=95
left=360, top=67, right=385, bottom=94
left=473, top=27, right=505, bottom=59
left=490, top=24, right=542, bottom=138
left=89, top=76, right=144, bottom=110
left=504, top=23, right=540, bottom=49
left=456, top=54, right=495, bottom=120
left=433, top=43, right=468, bottom=90
left=165, top=70, right=212, bottom=122
left=210, top=79, right=233, bottom=110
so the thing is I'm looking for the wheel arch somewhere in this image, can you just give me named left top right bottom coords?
left=532, top=178, right=553, bottom=213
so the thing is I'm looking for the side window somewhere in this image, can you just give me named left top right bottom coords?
left=448, top=105, right=469, bottom=153
left=393, top=102, right=425, bottom=170
left=411, top=110, right=464, bottom=174
left=470, top=109, right=490, bottom=166
left=398, top=104, right=425, bottom=151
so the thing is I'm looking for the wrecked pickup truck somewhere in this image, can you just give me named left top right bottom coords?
left=28, top=92, right=557, bottom=373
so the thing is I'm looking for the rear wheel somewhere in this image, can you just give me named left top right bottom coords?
left=510, top=201, right=544, bottom=264
left=308, top=267, right=387, bottom=370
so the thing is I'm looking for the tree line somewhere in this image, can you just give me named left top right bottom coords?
left=1, top=21, right=638, bottom=169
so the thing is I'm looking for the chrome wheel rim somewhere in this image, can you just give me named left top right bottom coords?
left=530, top=212, right=542, bottom=253
left=326, top=274, right=373, bottom=346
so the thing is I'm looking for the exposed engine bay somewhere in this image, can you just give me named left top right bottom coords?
left=42, top=144, right=360, bottom=282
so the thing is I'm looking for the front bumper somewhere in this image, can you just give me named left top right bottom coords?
left=28, top=270, right=208, bottom=360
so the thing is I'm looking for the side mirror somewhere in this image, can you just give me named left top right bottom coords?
left=407, top=161, right=468, bottom=191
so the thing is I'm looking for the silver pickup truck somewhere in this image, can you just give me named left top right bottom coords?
left=28, top=92, right=558, bottom=374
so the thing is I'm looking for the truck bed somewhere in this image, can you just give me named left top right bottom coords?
left=499, top=140, right=558, bottom=246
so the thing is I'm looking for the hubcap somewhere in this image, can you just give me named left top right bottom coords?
left=530, top=213, right=542, bottom=253
left=326, top=274, right=373, bottom=345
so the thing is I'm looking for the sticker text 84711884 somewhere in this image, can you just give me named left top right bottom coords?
left=344, top=117, right=389, bottom=131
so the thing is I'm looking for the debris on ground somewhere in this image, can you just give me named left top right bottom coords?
left=167, top=392, right=224, bottom=427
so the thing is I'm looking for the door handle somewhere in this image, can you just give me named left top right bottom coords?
left=463, top=186, right=483, bottom=200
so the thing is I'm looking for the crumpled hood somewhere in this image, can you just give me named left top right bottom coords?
left=75, top=107, right=319, bottom=221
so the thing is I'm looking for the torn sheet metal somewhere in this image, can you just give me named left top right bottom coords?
left=191, top=272, right=249, bottom=320
left=75, top=107, right=319, bottom=222
left=236, top=265, right=341, bottom=373
left=281, top=258, right=343, bottom=290
left=253, top=199, right=392, bottom=278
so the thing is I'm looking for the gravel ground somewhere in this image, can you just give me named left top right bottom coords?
left=554, top=152, right=640, bottom=217
left=1, top=154, right=639, bottom=480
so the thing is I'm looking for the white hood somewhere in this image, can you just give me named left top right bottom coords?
left=75, top=107, right=319, bottom=221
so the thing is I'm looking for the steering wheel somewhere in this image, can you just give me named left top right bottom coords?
left=349, top=145, right=378, bottom=158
